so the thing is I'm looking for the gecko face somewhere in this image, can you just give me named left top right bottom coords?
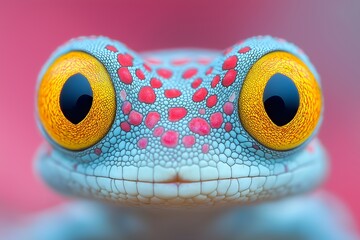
left=36, top=36, right=327, bottom=206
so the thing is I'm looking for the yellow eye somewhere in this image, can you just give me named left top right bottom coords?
left=239, top=51, right=322, bottom=151
left=37, top=51, right=116, bottom=151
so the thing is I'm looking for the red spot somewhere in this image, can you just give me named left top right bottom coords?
left=225, top=122, right=232, bottom=132
left=157, top=68, right=173, bottom=79
left=171, top=58, right=190, bottom=65
left=307, top=144, right=315, bottom=153
left=182, top=68, right=198, bottom=79
left=210, top=112, right=223, bottom=128
left=43, top=144, right=52, bottom=156
left=145, top=112, right=160, bottom=129
left=223, top=102, right=234, bottom=115
left=150, top=78, right=162, bottom=88
left=206, top=95, right=218, bottom=108
left=211, top=75, right=220, bottom=88
left=117, top=53, right=133, bottom=67
left=161, top=130, right=179, bottom=148
left=120, top=90, right=127, bottom=101
left=198, top=58, right=212, bottom=65
left=122, top=101, right=132, bottom=115
left=120, top=121, right=131, bottom=132
left=164, top=89, right=182, bottom=98
left=73, top=163, right=78, bottom=171
left=146, top=58, right=162, bottom=65
left=239, top=46, right=251, bottom=54
left=94, top=148, right=102, bottom=155
left=192, top=88, right=208, bottom=102
left=168, top=107, right=187, bottom=122
left=222, top=55, right=238, bottom=70
left=222, top=69, right=237, bottom=87
left=189, top=118, right=210, bottom=135
left=137, top=138, right=148, bottom=149
left=135, top=69, right=145, bottom=80
left=128, top=110, right=143, bottom=126
left=105, top=45, right=117, bottom=52
left=144, top=64, right=152, bottom=72
left=191, top=78, right=203, bottom=89
left=206, top=67, right=213, bottom=75
left=138, top=86, right=156, bottom=104
left=202, top=144, right=210, bottom=154
left=252, top=144, right=260, bottom=150
left=199, top=108, right=206, bottom=115
left=153, top=127, right=164, bottom=137
left=118, top=67, right=133, bottom=85
left=182, top=135, right=196, bottom=148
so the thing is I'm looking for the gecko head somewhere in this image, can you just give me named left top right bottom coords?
left=35, top=36, right=327, bottom=207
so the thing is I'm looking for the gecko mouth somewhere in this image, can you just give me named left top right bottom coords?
left=165, top=174, right=193, bottom=184
left=36, top=139, right=327, bottom=206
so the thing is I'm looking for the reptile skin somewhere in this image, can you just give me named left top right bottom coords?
left=37, top=36, right=326, bottom=205
left=4, top=36, right=358, bottom=240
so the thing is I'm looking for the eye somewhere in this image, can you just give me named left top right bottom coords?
left=239, top=51, right=322, bottom=151
left=37, top=51, right=116, bottom=151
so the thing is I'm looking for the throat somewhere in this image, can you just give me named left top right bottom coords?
left=103, top=203, right=230, bottom=240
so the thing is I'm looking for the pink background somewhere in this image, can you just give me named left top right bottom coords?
left=1, top=0, right=359, bottom=228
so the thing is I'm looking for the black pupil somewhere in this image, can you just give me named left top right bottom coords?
left=263, top=73, right=300, bottom=126
left=60, top=73, right=93, bottom=124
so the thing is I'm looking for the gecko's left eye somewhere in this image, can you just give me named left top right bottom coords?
left=37, top=51, right=116, bottom=151
left=238, top=51, right=322, bottom=151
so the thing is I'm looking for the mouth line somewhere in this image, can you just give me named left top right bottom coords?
left=41, top=141, right=319, bottom=186
left=54, top=158, right=272, bottom=184
left=48, top=155, right=315, bottom=185
left=100, top=161, right=314, bottom=184
left=104, top=173, right=273, bottom=184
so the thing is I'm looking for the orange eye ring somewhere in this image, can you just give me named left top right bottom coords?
left=239, top=51, right=322, bottom=151
left=37, top=51, right=116, bottom=150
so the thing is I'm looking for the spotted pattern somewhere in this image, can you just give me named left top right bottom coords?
left=36, top=36, right=327, bottom=207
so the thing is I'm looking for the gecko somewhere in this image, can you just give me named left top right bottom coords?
left=4, top=36, right=358, bottom=240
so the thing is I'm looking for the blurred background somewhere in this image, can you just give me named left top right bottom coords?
left=0, top=0, right=359, bottom=229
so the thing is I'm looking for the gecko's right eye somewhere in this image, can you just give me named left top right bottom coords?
left=238, top=51, right=322, bottom=151
left=37, top=51, right=116, bottom=151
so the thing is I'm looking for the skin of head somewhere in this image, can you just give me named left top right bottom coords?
left=35, top=36, right=327, bottom=207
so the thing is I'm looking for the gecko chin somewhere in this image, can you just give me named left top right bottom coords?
left=35, top=139, right=328, bottom=207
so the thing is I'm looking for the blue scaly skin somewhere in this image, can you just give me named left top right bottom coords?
left=37, top=36, right=326, bottom=205
left=4, top=36, right=358, bottom=239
